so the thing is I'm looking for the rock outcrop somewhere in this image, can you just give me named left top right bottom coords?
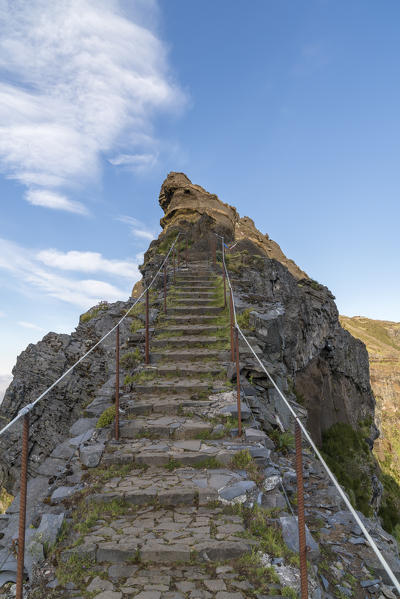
left=0, top=172, right=399, bottom=598
left=0, top=302, right=132, bottom=495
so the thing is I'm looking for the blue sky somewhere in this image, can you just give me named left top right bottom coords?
left=1, top=0, right=400, bottom=396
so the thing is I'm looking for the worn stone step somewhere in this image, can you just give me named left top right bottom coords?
left=155, top=325, right=221, bottom=336
left=87, top=506, right=251, bottom=565
left=134, top=380, right=212, bottom=396
left=161, top=314, right=222, bottom=325
left=120, top=416, right=214, bottom=440
left=174, top=288, right=216, bottom=293
left=150, top=363, right=225, bottom=376
left=168, top=306, right=223, bottom=315
left=103, top=439, right=254, bottom=468
left=171, top=298, right=217, bottom=305
left=151, top=349, right=229, bottom=363
left=122, top=398, right=213, bottom=415
left=151, top=335, right=225, bottom=348
left=173, top=290, right=216, bottom=296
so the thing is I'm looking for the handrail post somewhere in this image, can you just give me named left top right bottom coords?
left=115, top=324, right=120, bottom=440
left=295, top=422, right=308, bottom=598
left=16, top=413, right=29, bottom=599
left=235, top=328, right=242, bottom=437
left=163, top=263, right=167, bottom=314
left=213, top=236, right=216, bottom=267
left=186, top=238, right=188, bottom=266
left=223, top=267, right=227, bottom=309
left=229, top=289, right=235, bottom=361
left=145, top=289, right=149, bottom=365
left=178, top=247, right=181, bottom=269
left=173, top=248, right=176, bottom=283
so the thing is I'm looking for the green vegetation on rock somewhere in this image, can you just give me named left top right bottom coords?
left=96, top=405, right=116, bottom=428
left=79, top=302, right=108, bottom=324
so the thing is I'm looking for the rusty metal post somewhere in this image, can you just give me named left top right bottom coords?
left=229, top=289, right=235, bottom=361
left=115, top=325, right=120, bottom=440
left=16, top=413, right=29, bottom=599
left=223, top=267, right=227, bottom=309
left=295, top=422, right=308, bottom=599
left=213, top=237, right=216, bottom=267
left=163, top=264, right=167, bottom=314
left=145, top=289, right=149, bottom=365
left=235, top=328, right=242, bottom=437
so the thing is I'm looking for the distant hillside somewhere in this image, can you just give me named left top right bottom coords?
left=340, top=316, right=400, bottom=487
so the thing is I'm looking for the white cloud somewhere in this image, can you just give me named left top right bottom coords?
left=17, top=321, right=44, bottom=331
left=26, top=190, right=89, bottom=215
left=108, top=152, right=158, bottom=172
left=37, top=249, right=139, bottom=278
left=0, top=374, right=12, bottom=403
left=118, top=215, right=156, bottom=241
left=0, top=0, right=185, bottom=212
left=0, top=238, right=138, bottom=309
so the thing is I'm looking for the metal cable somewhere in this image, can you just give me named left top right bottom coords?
left=0, top=234, right=181, bottom=439
left=216, top=232, right=400, bottom=593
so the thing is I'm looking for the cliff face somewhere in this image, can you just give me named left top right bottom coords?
left=340, top=316, right=400, bottom=485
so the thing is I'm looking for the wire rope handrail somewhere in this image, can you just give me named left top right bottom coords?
left=0, top=233, right=181, bottom=439
left=216, top=232, right=400, bottom=594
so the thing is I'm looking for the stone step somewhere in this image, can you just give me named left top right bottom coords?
left=134, top=380, right=212, bottom=396
left=122, top=398, right=213, bottom=416
left=171, top=298, right=217, bottom=305
left=151, top=335, right=225, bottom=348
left=102, top=439, right=255, bottom=468
left=173, top=284, right=216, bottom=291
left=166, top=306, right=224, bottom=315
left=161, top=314, right=222, bottom=325
left=87, top=505, right=251, bottom=565
left=120, top=416, right=214, bottom=440
left=150, top=363, right=225, bottom=376
left=173, top=291, right=216, bottom=297
left=151, top=349, right=229, bottom=363
left=155, top=325, right=221, bottom=336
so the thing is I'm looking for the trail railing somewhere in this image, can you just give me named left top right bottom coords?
left=0, top=233, right=183, bottom=599
left=214, top=232, right=400, bottom=597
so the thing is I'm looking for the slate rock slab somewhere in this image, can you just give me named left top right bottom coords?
left=80, top=443, right=104, bottom=467
left=279, top=515, right=320, bottom=560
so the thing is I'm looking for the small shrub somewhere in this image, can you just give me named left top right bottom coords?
left=121, top=349, right=142, bottom=369
left=79, top=302, right=108, bottom=324
left=282, top=587, right=298, bottom=598
left=236, top=308, right=254, bottom=331
left=96, top=406, right=116, bottom=428
left=270, top=430, right=295, bottom=454
left=130, top=318, right=143, bottom=333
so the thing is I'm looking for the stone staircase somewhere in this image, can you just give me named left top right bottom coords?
left=36, top=262, right=289, bottom=598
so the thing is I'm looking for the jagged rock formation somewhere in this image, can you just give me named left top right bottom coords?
left=0, top=302, right=132, bottom=495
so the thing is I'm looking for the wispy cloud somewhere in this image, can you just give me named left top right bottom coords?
left=0, top=0, right=185, bottom=213
left=37, top=249, right=139, bottom=279
left=118, top=215, right=157, bottom=241
left=17, top=321, right=44, bottom=331
left=0, top=238, right=138, bottom=308
left=26, top=190, right=89, bottom=215
left=108, top=152, right=158, bottom=172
